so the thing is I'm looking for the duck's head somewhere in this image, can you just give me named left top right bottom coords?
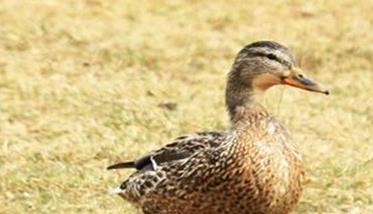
left=226, top=41, right=329, bottom=116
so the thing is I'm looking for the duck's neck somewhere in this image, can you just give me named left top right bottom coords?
left=225, top=73, right=269, bottom=125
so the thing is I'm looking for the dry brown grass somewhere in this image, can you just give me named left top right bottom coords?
left=0, top=0, right=372, bottom=213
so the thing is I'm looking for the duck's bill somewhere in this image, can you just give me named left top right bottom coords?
left=282, top=68, right=329, bottom=95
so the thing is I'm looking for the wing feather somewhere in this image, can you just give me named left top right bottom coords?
left=107, top=131, right=226, bottom=171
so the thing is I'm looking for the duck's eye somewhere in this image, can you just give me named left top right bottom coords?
left=266, top=54, right=278, bottom=61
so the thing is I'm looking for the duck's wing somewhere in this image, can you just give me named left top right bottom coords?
left=107, top=131, right=226, bottom=171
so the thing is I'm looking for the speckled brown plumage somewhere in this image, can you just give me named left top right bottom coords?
left=108, top=41, right=328, bottom=214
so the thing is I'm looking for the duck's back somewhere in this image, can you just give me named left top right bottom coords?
left=112, top=116, right=304, bottom=214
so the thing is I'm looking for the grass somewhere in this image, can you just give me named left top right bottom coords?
left=0, top=0, right=372, bottom=213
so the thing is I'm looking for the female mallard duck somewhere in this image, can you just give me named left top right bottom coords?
left=107, top=41, right=329, bottom=214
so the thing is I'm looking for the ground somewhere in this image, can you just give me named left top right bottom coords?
left=0, top=0, right=372, bottom=213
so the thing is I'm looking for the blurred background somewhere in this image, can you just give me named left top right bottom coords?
left=0, top=0, right=372, bottom=213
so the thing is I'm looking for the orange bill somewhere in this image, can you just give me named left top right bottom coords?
left=282, top=68, right=329, bottom=95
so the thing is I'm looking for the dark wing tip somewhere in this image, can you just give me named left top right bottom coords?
left=107, top=161, right=135, bottom=170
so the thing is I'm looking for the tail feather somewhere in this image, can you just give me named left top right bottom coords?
left=110, top=186, right=124, bottom=194
left=107, top=161, right=135, bottom=170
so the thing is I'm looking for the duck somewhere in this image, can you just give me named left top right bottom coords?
left=107, top=41, right=329, bottom=214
